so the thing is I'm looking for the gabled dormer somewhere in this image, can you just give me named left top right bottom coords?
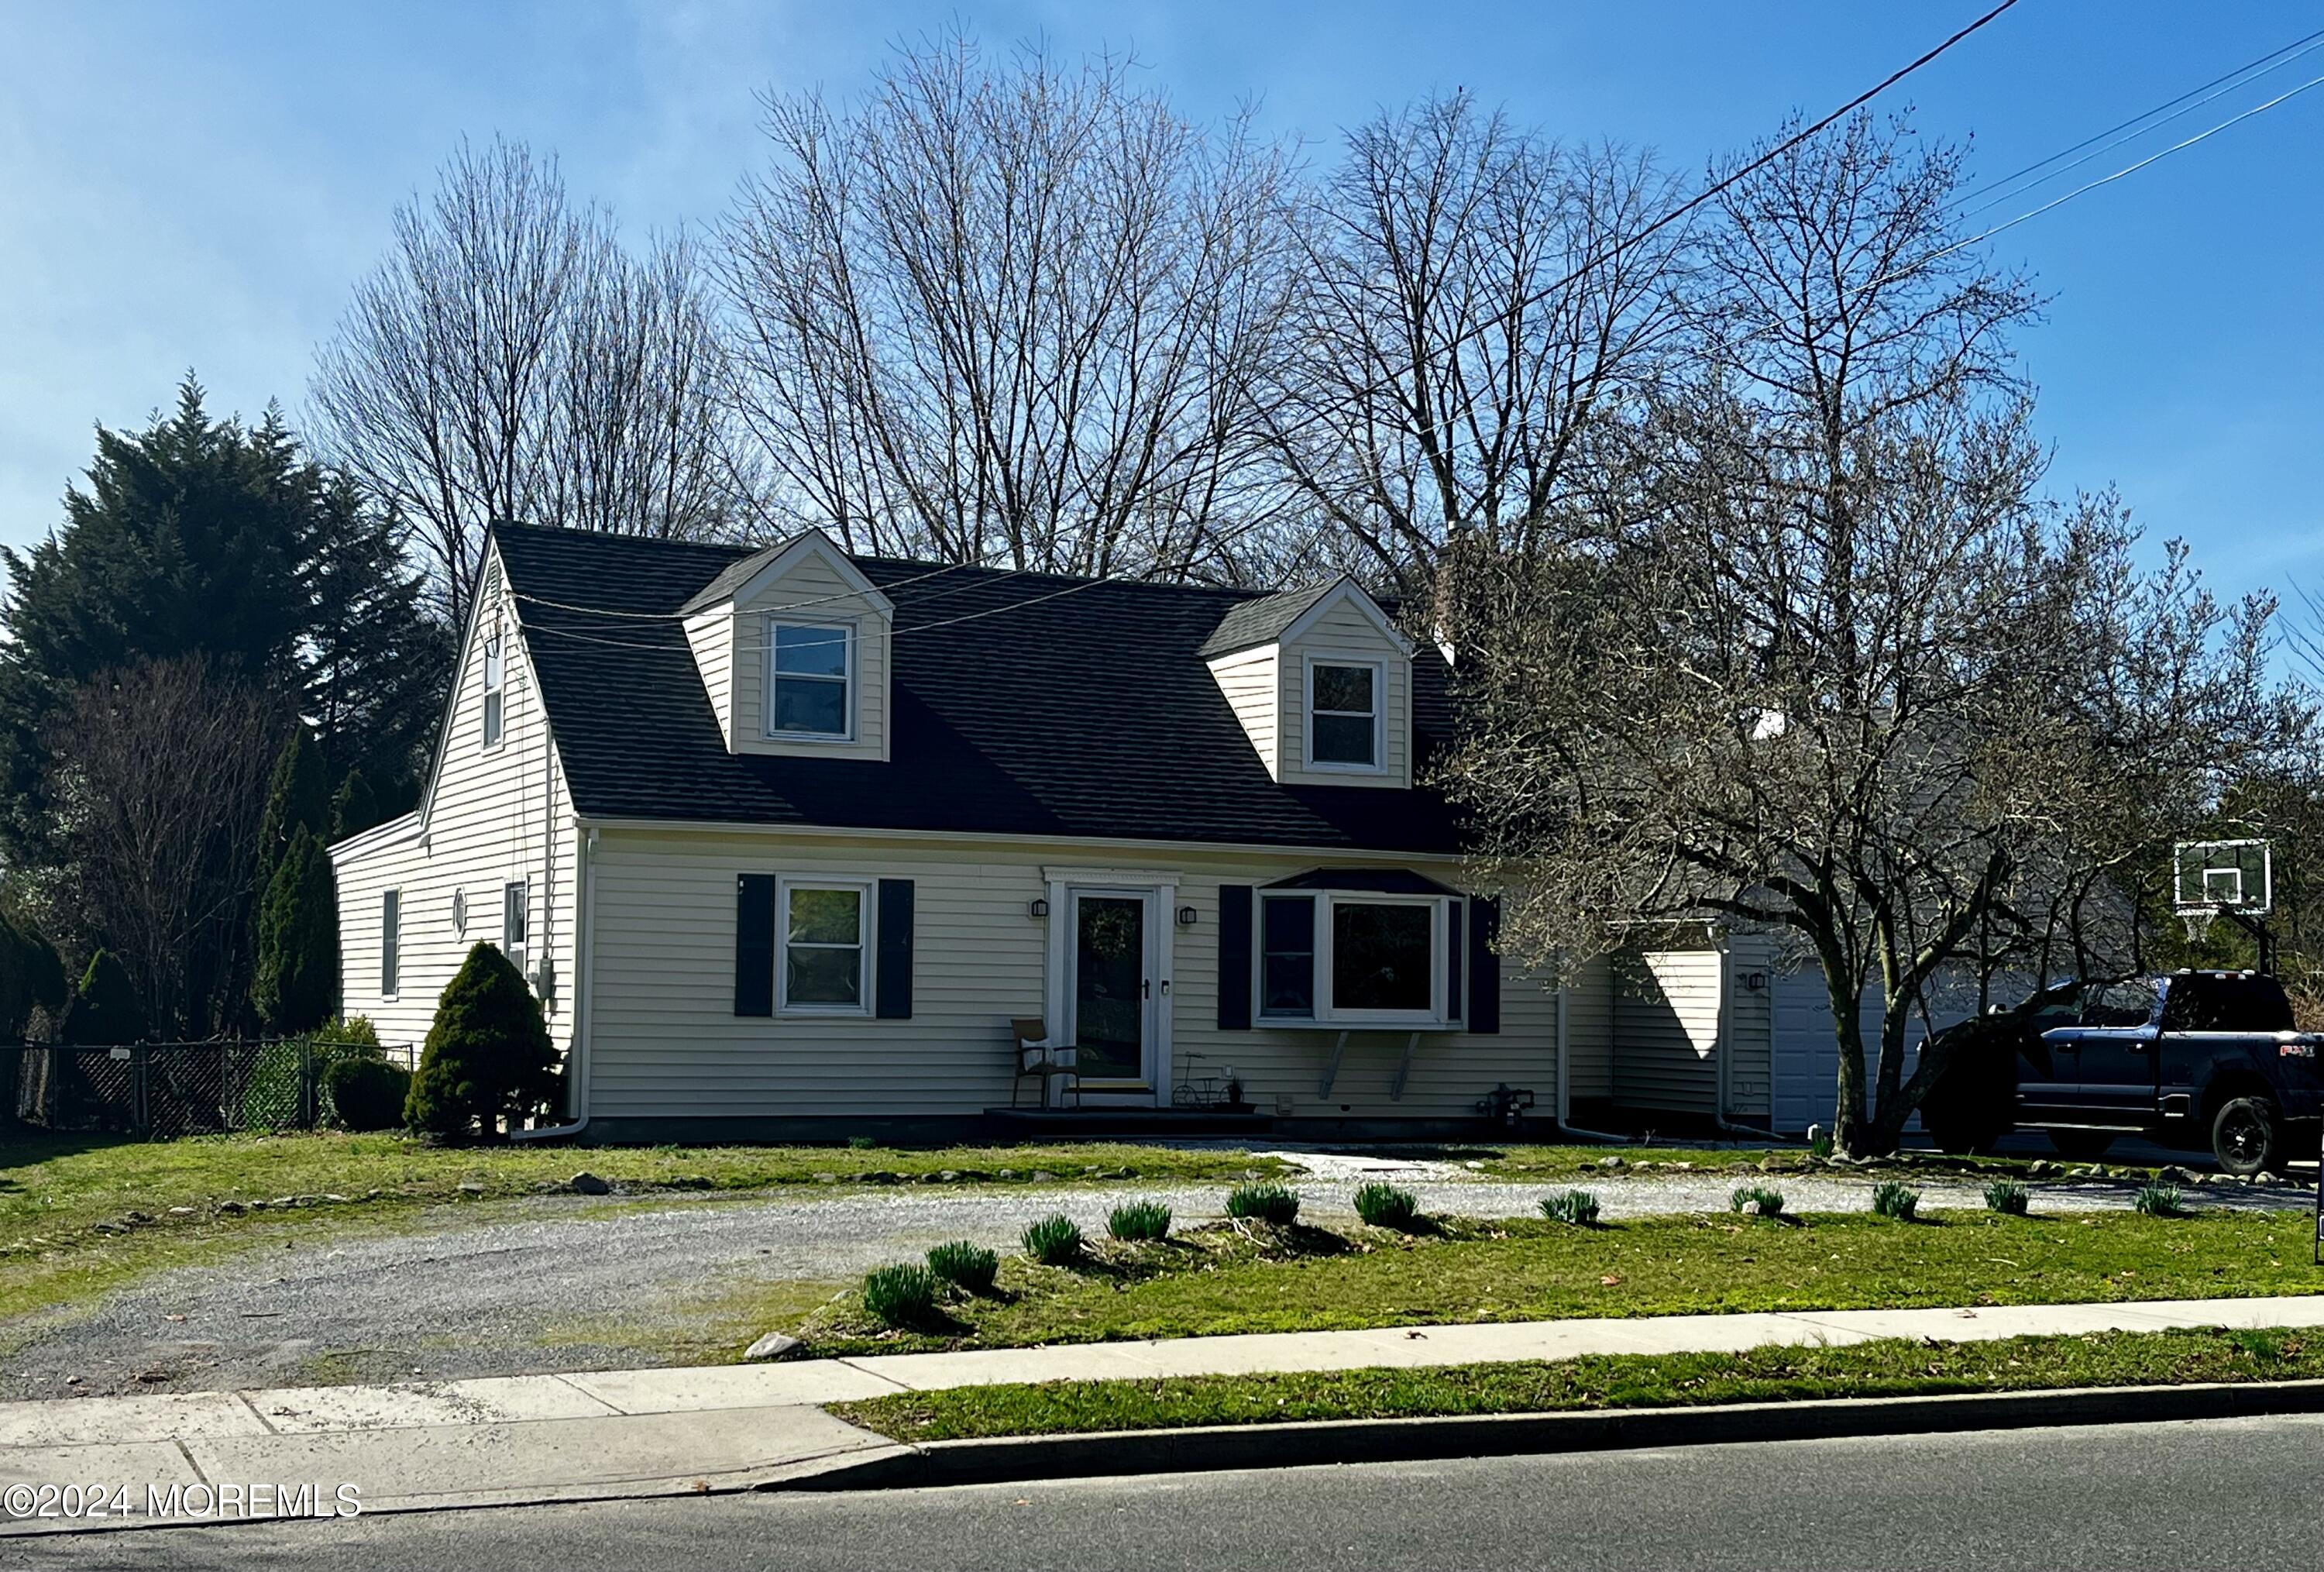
left=681, top=529, right=895, bottom=760
left=1201, top=577, right=1414, bottom=789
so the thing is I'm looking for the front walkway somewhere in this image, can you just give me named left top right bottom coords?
left=9, top=1292, right=2324, bottom=1533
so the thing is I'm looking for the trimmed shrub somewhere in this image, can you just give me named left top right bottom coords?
left=1226, top=1182, right=1301, bottom=1225
left=1353, top=1182, right=1421, bottom=1231
left=405, top=943, right=560, bottom=1139
left=1540, top=1188, right=1601, bottom=1226
left=325, top=1056, right=411, bottom=1132
left=1731, top=1184, right=1786, bottom=1219
left=2133, top=1183, right=2185, bottom=1217
left=861, top=1264, right=939, bottom=1328
left=1985, top=1179, right=2030, bottom=1216
left=1871, top=1181, right=1920, bottom=1221
left=254, top=824, right=338, bottom=1035
left=1022, top=1213, right=1085, bottom=1265
left=925, top=1240, right=999, bottom=1295
left=1108, top=1200, right=1172, bottom=1242
left=61, top=949, right=146, bottom=1045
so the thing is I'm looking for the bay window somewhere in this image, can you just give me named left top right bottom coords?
left=1256, top=890, right=1456, bottom=1024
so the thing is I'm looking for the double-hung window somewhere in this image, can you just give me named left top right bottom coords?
left=482, top=631, right=506, bottom=747
left=779, top=879, right=870, bottom=1013
left=502, top=880, right=528, bottom=979
left=1307, top=659, right=1381, bottom=769
left=1255, top=891, right=1451, bottom=1024
left=768, top=621, right=853, bottom=738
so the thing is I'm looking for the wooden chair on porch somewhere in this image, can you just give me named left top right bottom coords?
left=1011, top=1018, right=1080, bottom=1109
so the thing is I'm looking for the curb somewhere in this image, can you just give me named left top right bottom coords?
left=766, top=1378, right=2324, bottom=1492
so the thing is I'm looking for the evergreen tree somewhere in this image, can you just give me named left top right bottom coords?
left=405, top=943, right=559, bottom=1139
left=330, top=766, right=383, bottom=841
left=257, top=728, right=328, bottom=895
left=60, top=949, right=147, bottom=1045
left=301, top=482, right=452, bottom=799
left=253, top=825, right=338, bottom=1034
left=0, top=912, right=64, bottom=1038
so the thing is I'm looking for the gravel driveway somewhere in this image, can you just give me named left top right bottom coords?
left=4, top=1150, right=2311, bottom=1402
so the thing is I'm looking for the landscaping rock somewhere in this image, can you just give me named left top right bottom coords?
left=456, top=1181, right=486, bottom=1197
left=813, top=1172, right=839, bottom=1185
left=1597, top=1156, right=1625, bottom=1170
left=743, top=1330, right=799, bottom=1361
left=216, top=1201, right=246, bottom=1215
left=167, top=1206, right=196, bottom=1217
left=2157, top=1166, right=2197, bottom=1186
left=864, top=1171, right=900, bottom=1185
left=939, top=1170, right=961, bottom=1182
left=2027, top=1161, right=2054, bottom=1178
left=566, top=1172, right=611, bottom=1195
left=1030, top=1171, right=1056, bottom=1182
left=1738, top=1199, right=1764, bottom=1216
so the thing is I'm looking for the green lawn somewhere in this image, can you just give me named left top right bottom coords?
left=784, top=1209, right=2323, bottom=1359
left=0, top=1130, right=1290, bottom=1322
left=834, top=1325, right=2324, bottom=1441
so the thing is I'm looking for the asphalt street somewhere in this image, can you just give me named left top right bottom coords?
left=16, top=1412, right=2319, bottom=1570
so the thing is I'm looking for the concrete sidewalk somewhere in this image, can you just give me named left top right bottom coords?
left=11, top=1292, right=2324, bottom=1534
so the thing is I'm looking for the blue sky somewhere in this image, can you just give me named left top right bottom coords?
left=2, top=1, right=2319, bottom=611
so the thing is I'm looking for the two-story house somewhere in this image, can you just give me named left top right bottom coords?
left=326, top=524, right=1562, bottom=1140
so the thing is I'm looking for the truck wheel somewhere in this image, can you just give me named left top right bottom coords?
left=2047, top=1129, right=2116, bottom=1161
left=2212, top=1096, right=2281, bottom=1177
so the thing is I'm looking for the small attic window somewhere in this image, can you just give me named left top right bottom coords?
left=481, top=631, right=506, bottom=748
left=1307, top=659, right=1381, bottom=769
left=768, top=620, right=853, bottom=739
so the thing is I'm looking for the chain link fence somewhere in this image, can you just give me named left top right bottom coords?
left=9, top=1039, right=419, bottom=1137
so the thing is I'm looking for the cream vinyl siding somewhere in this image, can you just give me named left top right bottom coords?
left=1561, top=951, right=1617, bottom=1101
left=329, top=558, right=580, bottom=1062
left=583, top=830, right=1558, bottom=1122
left=1610, top=947, right=1722, bottom=1115
left=683, top=607, right=736, bottom=749
left=1276, top=598, right=1411, bottom=789
left=1205, top=646, right=1281, bottom=777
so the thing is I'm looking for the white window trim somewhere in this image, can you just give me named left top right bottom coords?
left=481, top=629, right=507, bottom=752
left=1301, top=652, right=1387, bottom=774
left=776, top=875, right=875, bottom=1017
left=1253, top=890, right=1451, bottom=1027
left=765, top=614, right=858, bottom=743
left=502, top=879, right=529, bottom=979
left=381, top=888, right=401, bottom=1002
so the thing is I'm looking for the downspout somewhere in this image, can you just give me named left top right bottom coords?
left=514, top=824, right=596, bottom=1142
left=1552, top=969, right=1627, bottom=1144
left=1711, top=933, right=1766, bottom=1139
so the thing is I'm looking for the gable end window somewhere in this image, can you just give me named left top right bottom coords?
left=481, top=631, right=506, bottom=748
left=381, top=889, right=401, bottom=998
left=768, top=620, right=854, bottom=739
left=779, top=879, right=871, bottom=1013
left=1307, top=659, right=1381, bottom=769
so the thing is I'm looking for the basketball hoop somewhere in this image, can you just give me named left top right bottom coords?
left=2173, top=838, right=2275, bottom=970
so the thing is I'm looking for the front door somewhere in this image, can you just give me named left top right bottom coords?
left=1069, top=889, right=1159, bottom=1098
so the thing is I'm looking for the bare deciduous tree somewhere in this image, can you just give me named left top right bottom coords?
left=43, top=656, right=279, bottom=1038
left=722, top=33, right=1301, bottom=580
left=1438, top=114, right=2305, bottom=1155
left=1266, top=92, right=1690, bottom=591
left=311, top=138, right=755, bottom=623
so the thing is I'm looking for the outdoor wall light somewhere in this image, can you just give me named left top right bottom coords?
left=1028, top=897, right=1050, bottom=919
left=1177, top=905, right=1198, bottom=927
left=1741, top=970, right=1769, bottom=992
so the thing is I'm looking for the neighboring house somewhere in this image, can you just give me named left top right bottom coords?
left=328, top=524, right=1560, bottom=1140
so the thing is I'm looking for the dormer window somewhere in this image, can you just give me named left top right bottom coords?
left=768, top=620, right=853, bottom=739
left=1307, top=659, right=1382, bottom=770
left=482, top=631, right=506, bottom=748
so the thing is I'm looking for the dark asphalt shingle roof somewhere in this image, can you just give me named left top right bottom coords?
left=490, top=525, right=1466, bottom=854
left=1195, top=580, right=1342, bottom=659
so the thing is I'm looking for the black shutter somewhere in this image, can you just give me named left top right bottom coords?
left=1467, top=896, right=1501, bottom=1035
left=1218, top=885, right=1253, bottom=1030
left=875, top=879, right=915, bottom=1019
left=735, top=875, right=775, bottom=1017
left=1446, top=900, right=1466, bottom=1023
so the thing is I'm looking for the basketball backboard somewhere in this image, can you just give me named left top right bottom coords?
left=2173, top=839, right=2273, bottom=916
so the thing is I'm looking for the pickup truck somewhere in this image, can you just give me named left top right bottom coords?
left=1922, top=971, right=2324, bottom=1175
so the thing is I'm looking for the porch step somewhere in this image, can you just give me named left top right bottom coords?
left=982, top=1107, right=1276, bottom=1137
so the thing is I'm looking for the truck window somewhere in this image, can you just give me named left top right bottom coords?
left=2161, top=975, right=2294, bottom=1032
left=2079, top=980, right=2158, bottom=1028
